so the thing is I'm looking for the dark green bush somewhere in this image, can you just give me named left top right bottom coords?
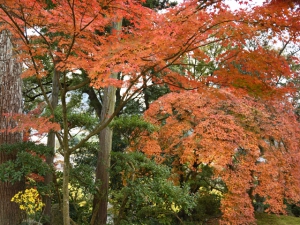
left=186, top=193, right=221, bottom=223
left=110, top=152, right=196, bottom=225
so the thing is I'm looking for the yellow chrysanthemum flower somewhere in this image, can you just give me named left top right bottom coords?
left=11, top=188, right=45, bottom=215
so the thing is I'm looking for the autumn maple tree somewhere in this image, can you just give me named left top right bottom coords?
left=0, top=0, right=299, bottom=224
left=134, top=89, right=300, bottom=224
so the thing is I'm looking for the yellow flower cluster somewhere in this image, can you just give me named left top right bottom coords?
left=11, top=188, right=44, bottom=215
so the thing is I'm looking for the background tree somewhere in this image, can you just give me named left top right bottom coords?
left=0, top=29, right=24, bottom=225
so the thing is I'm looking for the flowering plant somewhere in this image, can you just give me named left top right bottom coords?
left=11, top=188, right=44, bottom=216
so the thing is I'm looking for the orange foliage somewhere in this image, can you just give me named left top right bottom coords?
left=136, top=89, right=300, bottom=224
left=211, top=47, right=294, bottom=98
left=1, top=112, right=60, bottom=137
left=27, top=173, right=44, bottom=183
left=0, top=0, right=297, bottom=95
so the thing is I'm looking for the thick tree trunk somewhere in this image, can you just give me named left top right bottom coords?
left=91, top=82, right=117, bottom=225
left=0, top=29, right=24, bottom=224
left=91, top=20, right=122, bottom=225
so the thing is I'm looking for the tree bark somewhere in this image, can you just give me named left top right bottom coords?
left=61, top=72, right=71, bottom=225
left=91, top=80, right=117, bottom=225
left=91, top=20, right=122, bottom=225
left=0, top=29, right=24, bottom=225
left=44, top=68, right=60, bottom=225
left=62, top=151, right=71, bottom=225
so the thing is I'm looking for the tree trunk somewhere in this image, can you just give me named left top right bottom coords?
left=62, top=151, right=71, bottom=225
left=91, top=81, right=117, bottom=225
left=44, top=69, right=60, bottom=225
left=61, top=71, right=71, bottom=225
left=0, top=29, right=24, bottom=224
left=91, top=20, right=122, bottom=225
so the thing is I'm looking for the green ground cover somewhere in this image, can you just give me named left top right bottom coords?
left=203, top=213, right=300, bottom=225
left=256, top=213, right=300, bottom=225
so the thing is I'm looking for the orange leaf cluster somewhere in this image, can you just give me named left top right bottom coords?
left=1, top=112, right=60, bottom=137
left=0, top=0, right=297, bottom=94
left=136, top=89, right=300, bottom=224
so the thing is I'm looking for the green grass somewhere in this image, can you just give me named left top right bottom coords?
left=256, top=213, right=300, bottom=225
left=203, top=213, right=300, bottom=225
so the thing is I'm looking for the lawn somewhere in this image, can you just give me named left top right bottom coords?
left=256, top=213, right=300, bottom=225
left=204, top=213, right=300, bottom=225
